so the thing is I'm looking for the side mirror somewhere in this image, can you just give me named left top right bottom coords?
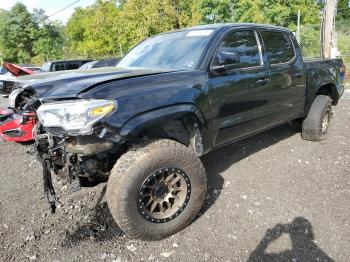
left=218, top=51, right=240, bottom=65
left=211, top=51, right=240, bottom=71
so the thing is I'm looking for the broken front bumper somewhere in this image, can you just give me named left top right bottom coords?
left=0, top=108, right=37, bottom=142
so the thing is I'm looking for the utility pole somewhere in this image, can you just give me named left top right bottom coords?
left=296, top=10, right=301, bottom=44
left=322, top=0, right=337, bottom=58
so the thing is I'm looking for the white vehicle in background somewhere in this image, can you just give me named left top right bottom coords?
left=0, top=63, right=39, bottom=97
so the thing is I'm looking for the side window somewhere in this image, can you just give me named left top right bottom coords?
left=106, top=59, right=117, bottom=66
left=66, top=61, right=80, bottom=70
left=261, top=31, right=295, bottom=64
left=53, top=62, right=65, bottom=71
left=95, top=61, right=107, bottom=68
left=213, top=30, right=261, bottom=70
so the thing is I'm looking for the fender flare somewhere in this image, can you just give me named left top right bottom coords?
left=119, top=103, right=206, bottom=138
left=309, top=81, right=339, bottom=105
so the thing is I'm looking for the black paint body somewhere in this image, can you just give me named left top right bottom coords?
left=24, top=24, right=345, bottom=154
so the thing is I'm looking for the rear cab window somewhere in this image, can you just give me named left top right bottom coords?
left=261, top=31, right=295, bottom=65
left=66, top=61, right=81, bottom=70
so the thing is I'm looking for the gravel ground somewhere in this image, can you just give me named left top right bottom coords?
left=0, top=93, right=349, bottom=262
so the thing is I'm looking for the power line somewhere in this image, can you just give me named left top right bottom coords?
left=48, top=0, right=80, bottom=18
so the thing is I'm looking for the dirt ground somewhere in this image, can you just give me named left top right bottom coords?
left=0, top=93, right=349, bottom=262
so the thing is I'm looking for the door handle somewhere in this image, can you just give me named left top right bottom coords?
left=256, top=78, right=269, bottom=85
left=294, top=73, right=304, bottom=78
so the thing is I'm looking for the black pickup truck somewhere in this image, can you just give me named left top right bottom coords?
left=10, top=23, right=346, bottom=240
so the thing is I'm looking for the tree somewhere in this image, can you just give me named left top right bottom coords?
left=0, top=3, right=38, bottom=63
left=199, top=0, right=234, bottom=24
left=81, top=0, right=123, bottom=57
left=171, top=0, right=203, bottom=28
left=65, top=1, right=123, bottom=57
left=336, top=0, right=350, bottom=20
left=64, top=0, right=207, bottom=56
left=119, top=0, right=178, bottom=49
left=65, top=7, right=93, bottom=57
left=0, top=9, right=9, bottom=62
left=231, top=0, right=267, bottom=24
left=0, top=5, right=64, bottom=64
left=32, top=8, right=64, bottom=64
left=232, top=0, right=320, bottom=27
left=118, top=0, right=209, bottom=51
left=1, top=0, right=325, bottom=62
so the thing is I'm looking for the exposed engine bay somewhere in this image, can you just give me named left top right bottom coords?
left=2, top=84, right=125, bottom=212
left=34, top=122, right=124, bottom=212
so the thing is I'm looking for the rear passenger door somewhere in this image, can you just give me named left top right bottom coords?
left=208, top=28, right=273, bottom=147
left=260, top=30, right=306, bottom=124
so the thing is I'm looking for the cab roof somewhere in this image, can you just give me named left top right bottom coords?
left=187, top=23, right=290, bottom=32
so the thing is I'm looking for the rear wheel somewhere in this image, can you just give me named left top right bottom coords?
left=302, top=95, right=332, bottom=141
left=106, top=139, right=207, bottom=240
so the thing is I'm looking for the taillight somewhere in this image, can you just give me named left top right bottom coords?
left=340, top=62, right=346, bottom=82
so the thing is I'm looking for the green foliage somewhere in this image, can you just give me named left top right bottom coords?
left=336, top=19, right=350, bottom=82
left=118, top=0, right=178, bottom=51
left=232, top=0, right=320, bottom=27
left=65, top=1, right=123, bottom=57
left=299, top=25, right=321, bottom=58
left=0, top=0, right=336, bottom=63
left=338, top=31, right=350, bottom=57
left=0, top=3, right=38, bottom=63
left=232, top=0, right=267, bottom=24
left=337, top=0, right=350, bottom=20
left=0, top=3, right=64, bottom=64
left=32, top=9, right=65, bottom=64
left=0, top=9, right=9, bottom=62
left=199, top=0, right=234, bottom=23
left=64, top=0, right=204, bottom=57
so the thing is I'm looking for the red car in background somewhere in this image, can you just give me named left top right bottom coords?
left=0, top=108, right=37, bottom=142
left=0, top=63, right=38, bottom=142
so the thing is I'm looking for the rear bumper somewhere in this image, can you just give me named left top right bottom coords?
left=0, top=108, right=37, bottom=142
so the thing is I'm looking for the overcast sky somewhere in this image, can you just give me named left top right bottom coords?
left=0, top=0, right=96, bottom=23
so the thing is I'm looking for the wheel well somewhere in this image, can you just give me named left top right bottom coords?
left=315, top=84, right=337, bottom=105
left=132, top=115, right=203, bottom=155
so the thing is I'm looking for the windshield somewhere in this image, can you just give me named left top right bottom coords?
left=117, top=30, right=214, bottom=70
left=42, top=62, right=51, bottom=72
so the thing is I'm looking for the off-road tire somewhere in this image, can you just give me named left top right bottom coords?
left=302, top=95, right=332, bottom=141
left=106, top=139, right=207, bottom=240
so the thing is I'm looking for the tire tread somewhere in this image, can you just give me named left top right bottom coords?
left=106, top=139, right=206, bottom=240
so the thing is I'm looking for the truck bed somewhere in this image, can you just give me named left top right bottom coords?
left=303, top=57, right=345, bottom=106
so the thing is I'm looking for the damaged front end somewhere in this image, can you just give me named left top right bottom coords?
left=34, top=99, right=123, bottom=212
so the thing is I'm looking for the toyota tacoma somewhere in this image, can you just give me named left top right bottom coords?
left=8, top=24, right=346, bottom=240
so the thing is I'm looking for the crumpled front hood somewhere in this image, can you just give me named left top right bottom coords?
left=18, top=67, right=175, bottom=100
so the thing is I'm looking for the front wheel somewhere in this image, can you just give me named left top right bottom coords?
left=106, top=139, right=207, bottom=240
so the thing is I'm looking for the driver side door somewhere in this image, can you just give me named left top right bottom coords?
left=208, top=28, right=273, bottom=147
